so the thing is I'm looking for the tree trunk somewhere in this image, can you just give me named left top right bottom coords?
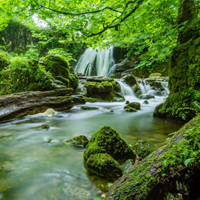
left=153, top=0, right=200, bottom=122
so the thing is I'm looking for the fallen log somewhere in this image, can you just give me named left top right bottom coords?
left=0, top=88, right=74, bottom=122
left=106, top=115, right=200, bottom=200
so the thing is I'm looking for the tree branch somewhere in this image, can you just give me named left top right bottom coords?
left=87, top=0, right=144, bottom=37
left=32, top=0, right=122, bottom=15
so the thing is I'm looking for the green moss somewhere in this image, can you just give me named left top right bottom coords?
left=84, top=126, right=135, bottom=164
left=131, top=140, right=156, bottom=158
left=154, top=19, right=200, bottom=122
left=86, top=153, right=122, bottom=179
left=107, top=115, right=200, bottom=199
left=43, top=55, right=70, bottom=78
left=85, top=80, right=119, bottom=101
left=124, top=106, right=137, bottom=112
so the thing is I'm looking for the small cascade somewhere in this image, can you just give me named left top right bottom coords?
left=117, top=80, right=139, bottom=102
left=75, top=47, right=115, bottom=77
left=161, top=81, right=170, bottom=96
left=138, top=80, right=152, bottom=95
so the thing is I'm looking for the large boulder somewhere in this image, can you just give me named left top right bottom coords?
left=122, top=75, right=137, bottom=87
left=86, top=153, right=122, bottom=179
left=83, top=77, right=120, bottom=101
left=43, top=55, right=78, bottom=90
left=84, top=126, right=135, bottom=179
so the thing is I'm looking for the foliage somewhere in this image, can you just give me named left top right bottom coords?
left=0, top=56, right=54, bottom=94
left=23, top=44, right=40, bottom=59
left=47, top=48, right=75, bottom=64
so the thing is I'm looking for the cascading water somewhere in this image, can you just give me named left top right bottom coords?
left=74, top=47, right=115, bottom=77
left=117, top=80, right=139, bottom=102
left=138, top=80, right=152, bottom=95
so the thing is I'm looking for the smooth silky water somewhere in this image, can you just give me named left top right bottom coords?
left=0, top=94, right=182, bottom=200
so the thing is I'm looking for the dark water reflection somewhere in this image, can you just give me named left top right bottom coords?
left=0, top=96, right=182, bottom=200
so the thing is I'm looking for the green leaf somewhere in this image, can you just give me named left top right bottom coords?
left=184, top=158, right=194, bottom=166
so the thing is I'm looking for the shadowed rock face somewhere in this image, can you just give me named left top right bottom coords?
left=0, top=88, right=74, bottom=122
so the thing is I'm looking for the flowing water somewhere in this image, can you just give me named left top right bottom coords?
left=0, top=84, right=182, bottom=200
left=0, top=48, right=181, bottom=199
left=74, top=47, right=115, bottom=77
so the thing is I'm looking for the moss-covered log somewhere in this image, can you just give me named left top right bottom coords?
left=106, top=115, right=200, bottom=200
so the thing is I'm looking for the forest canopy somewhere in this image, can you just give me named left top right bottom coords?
left=0, top=0, right=199, bottom=68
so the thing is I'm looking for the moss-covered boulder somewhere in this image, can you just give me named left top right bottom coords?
left=84, top=78, right=120, bottom=101
left=122, top=75, right=137, bottom=87
left=65, top=135, right=89, bottom=148
left=127, top=102, right=141, bottom=110
left=106, top=114, right=200, bottom=200
left=86, top=153, right=122, bottom=179
left=124, top=106, right=137, bottom=112
left=0, top=57, right=55, bottom=94
left=43, top=55, right=78, bottom=90
left=131, top=140, right=156, bottom=159
left=84, top=126, right=135, bottom=166
left=154, top=19, right=200, bottom=122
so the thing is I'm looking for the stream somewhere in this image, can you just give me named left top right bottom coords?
left=0, top=48, right=182, bottom=199
left=0, top=89, right=182, bottom=200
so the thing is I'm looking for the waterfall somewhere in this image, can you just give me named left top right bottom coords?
left=138, top=80, right=152, bottom=95
left=161, top=81, right=170, bottom=96
left=117, top=80, right=139, bottom=102
left=74, top=47, right=115, bottom=77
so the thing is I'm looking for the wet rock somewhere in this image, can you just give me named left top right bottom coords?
left=65, top=135, right=89, bottom=148
left=126, top=102, right=141, bottom=110
left=142, top=94, right=155, bottom=99
left=38, top=124, right=50, bottom=130
left=34, top=108, right=57, bottom=116
left=125, top=100, right=130, bottom=104
left=93, top=179, right=110, bottom=192
left=71, top=95, right=86, bottom=104
left=85, top=97, right=97, bottom=103
left=86, top=153, right=122, bottom=180
left=81, top=106, right=99, bottom=110
left=84, top=126, right=135, bottom=179
left=124, top=106, right=137, bottom=112
left=130, top=140, right=156, bottom=159
left=122, top=75, right=137, bottom=87
left=0, top=88, right=74, bottom=122
left=149, top=73, right=162, bottom=78
left=143, top=100, right=149, bottom=104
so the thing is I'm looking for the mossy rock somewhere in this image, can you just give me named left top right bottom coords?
left=65, top=135, right=89, bottom=148
left=131, top=140, right=156, bottom=159
left=81, top=106, right=99, bottom=110
left=122, top=75, right=137, bottom=87
left=43, top=55, right=70, bottom=78
left=37, top=124, right=50, bottom=130
left=149, top=73, right=162, bottom=78
left=126, top=102, right=141, bottom=110
left=143, top=100, right=149, bottom=104
left=124, top=106, right=137, bottom=112
left=85, top=97, right=97, bottom=102
left=0, top=57, right=55, bottom=94
left=84, top=126, right=135, bottom=164
left=85, top=80, right=119, bottom=101
left=86, top=153, right=122, bottom=179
